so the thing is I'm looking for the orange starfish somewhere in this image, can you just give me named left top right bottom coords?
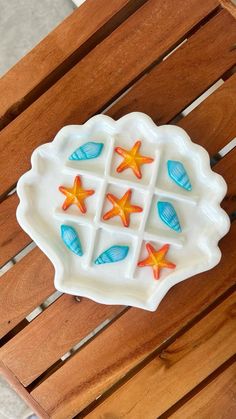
left=103, top=189, right=142, bottom=227
left=138, top=243, right=176, bottom=279
left=59, top=175, right=94, bottom=213
left=115, top=140, right=154, bottom=179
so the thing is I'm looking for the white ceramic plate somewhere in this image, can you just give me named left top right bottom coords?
left=17, top=113, right=230, bottom=311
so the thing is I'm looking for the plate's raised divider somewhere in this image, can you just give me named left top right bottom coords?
left=127, top=237, right=144, bottom=280
left=143, top=231, right=185, bottom=248
left=83, top=227, right=98, bottom=268
left=154, top=187, right=198, bottom=205
left=139, top=149, right=162, bottom=233
left=54, top=208, right=93, bottom=226
left=93, top=179, right=108, bottom=225
left=97, top=219, right=139, bottom=237
left=104, top=135, right=116, bottom=176
left=150, top=149, right=162, bottom=188
left=127, top=148, right=185, bottom=279
left=107, top=175, right=149, bottom=190
left=54, top=135, right=191, bottom=280
left=63, top=166, right=106, bottom=179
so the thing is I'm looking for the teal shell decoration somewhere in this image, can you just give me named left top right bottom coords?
left=61, top=225, right=83, bottom=256
left=157, top=201, right=181, bottom=233
left=167, top=160, right=192, bottom=191
left=69, top=142, right=104, bottom=160
left=95, top=245, right=129, bottom=265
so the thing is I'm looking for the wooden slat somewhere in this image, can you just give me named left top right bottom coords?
left=1, top=27, right=236, bottom=268
left=1, top=59, right=235, bottom=337
left=0, top=0, right=218, bottom=196
left=0, top=4, right=232, bottom=419
left=178, top=73, right=236, bottom=155
left=214, top=148, right=236, bottom=214
left=0, top=362, right=49, bottom=419
left=0, top=0, right=147, bottom=129
left=0, top=187, right=234, bottom=381
left=171, top=362, right=236, bottom=418
left=1, top=319, right=29, bottom=346
left=0, top=248, right=54, bottom=338
left=0, top=193, right=30, bottom=267
left=85, top=293, right=236, bottom=419
left=219, top=0, right=236, bottom=18
left=30, top=223, right=236, bottom=418
left=0, top=297, right=123, bottom=385
left=108, top=9, right=236, bottom=124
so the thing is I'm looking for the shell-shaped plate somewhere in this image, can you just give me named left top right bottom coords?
left=61, top=225, right=83, bottom=256
left=16, top=113, right=230, bottom=311
left=157, top=201, right=181, bottom=232
left=167, top=160, right=192, bottom=191
left=69, top=142, right=104, bottom=160
left=95, top=245, right=129, bottom=264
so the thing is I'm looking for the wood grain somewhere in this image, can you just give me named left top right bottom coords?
left=108, top=9, right=236, bottom=124
left=214, top=148, right=236, bottom=214
left=0, top=0, right=147, bottom=129
left=178, top=73, right=236, bottom=155
left=0, top=0, right=218, bottom=196
left=1, top=21, right=236, bottom=267
left=171, top=362, right=236, bottom=419
left=1, top=73, right=235, bottom=338
left=0, top=361, right=49, bottom=419
left=1, top=319, right=29, bottom=347
left=0, top=248, right=54, bottom=338
left=0, top=193, right=30, bottom=267
left=0, top=297, right=123, bottom=386
left=219, top=0, right=236, bottom=18
left=0, top=2, right=234, bottom=417
left=30, top=223, right=236, bottom=418
left=85, top=293, right=236, bottom=419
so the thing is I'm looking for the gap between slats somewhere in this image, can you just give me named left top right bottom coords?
left=80, top=294, right=236, bottom=419
left=0, top=0, right=149, bottom=131
left=0, top=144, right=235, bottom=339
left=0, top=235, right=235, bottom=416
left=1, top=7, right=236, bottom=268
left=0, top=69, right=236, bottom=340
left=0, top=4, right=234, bottom=418
left=1, top=136, right=235, bottom=271
left=105, top=10, right=236, bottom=125
left=26, top=304, right=129, bottom=392
left=2, top=290, right=236, bottom=419
left=3, top=220, right=235, bottom=383
left=29, top=280, right=236, bottom=417
left=0, top=0, right=222, bottom=199
left=0, top=2, right=220, bottom=134
left=157, top=354, right=236, bottom=419
left=1, top=97, right=235, bottom=271
left=0, top=1, right=234, bottom=406
left=0, top=137, right=235, bottom=341
left=1, top=288, right=233, bottom=419
left=93, top=6, right=223, bottom=121
left=30, top=281, right=236, bottom=393
left=1, top=174, right=235, bottom=415
left=0, top=361, right=49, bottom=419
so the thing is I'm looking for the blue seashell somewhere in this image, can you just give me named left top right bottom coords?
left=69, top=142, right=104, bottom=160
left=157, top=201, right=181, bottom=232
left=95, top=245, right=129, bottom=265
left=167, top=160, right=192, bottom=191
left=61, top=225, right=83, bottom=256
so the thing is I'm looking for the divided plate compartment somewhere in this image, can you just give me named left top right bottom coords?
left=16, top=113, right=230, bottom=311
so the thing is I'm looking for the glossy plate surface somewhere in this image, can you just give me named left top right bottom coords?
left=17, top=113, right=230, bottom=311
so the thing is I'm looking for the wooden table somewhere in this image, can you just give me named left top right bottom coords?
left=0, top=0, right=236, bottom=417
